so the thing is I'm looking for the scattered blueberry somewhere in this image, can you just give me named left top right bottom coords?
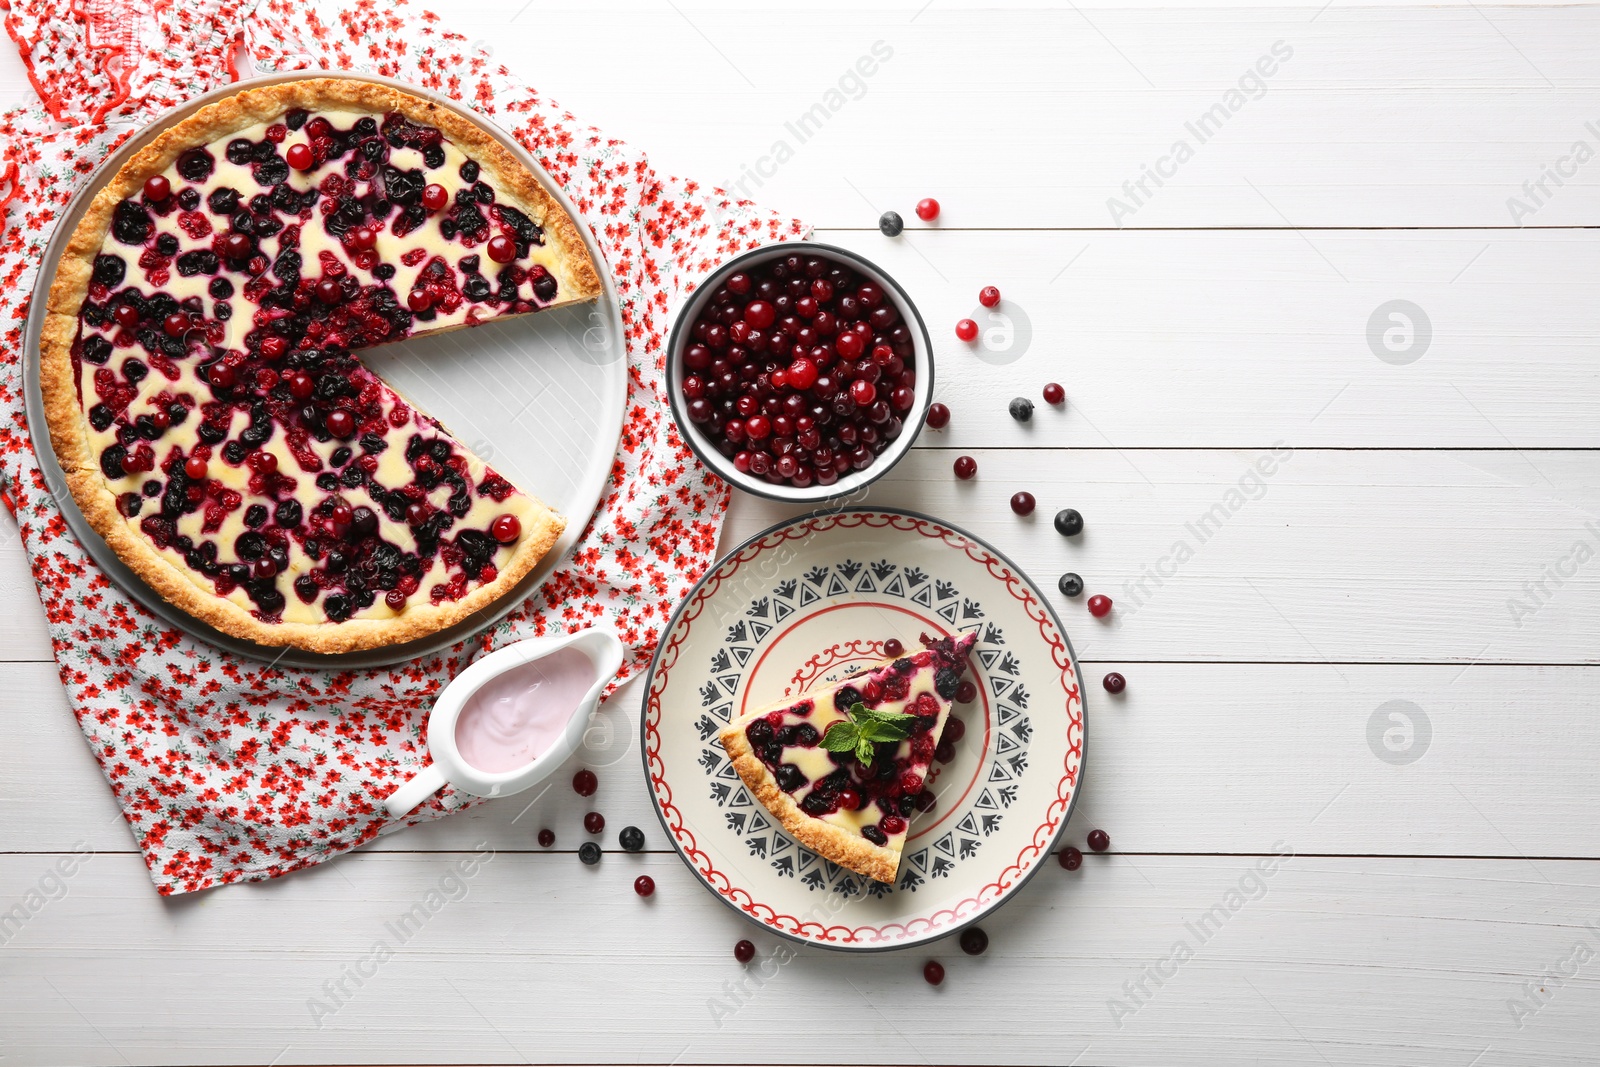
left=878, top=211, right=904, bottom=237
left=959, top=927, right=989, bottom=955
left=578, top=842, right=602, bottom=865
left=619, top=826, right=645, bottom=852
left=1053, top=508, right=1083, bottom=536
left=1008, top=397, right=1033, bottom=423
left=1058, top=573, right=1083, bottom=598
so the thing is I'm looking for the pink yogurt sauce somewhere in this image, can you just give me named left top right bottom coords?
left=454, top=647, right=596, bottom=773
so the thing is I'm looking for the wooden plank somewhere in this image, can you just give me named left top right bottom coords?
left=1, top=851, right=1596, bottom=1065
left=434, top=3, right=1600, bottom=229
left=9, top=657, right=1599, bottom=859
left=811, top=227, right=1600, bottom=449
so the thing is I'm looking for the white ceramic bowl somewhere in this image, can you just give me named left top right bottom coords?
left=665, top=242, right=933, bottom=503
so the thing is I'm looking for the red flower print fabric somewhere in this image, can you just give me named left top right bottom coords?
left=0, top=0, right=806, bottom=893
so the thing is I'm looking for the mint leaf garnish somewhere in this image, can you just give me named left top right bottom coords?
left=819, top=701, right=917, bottom=770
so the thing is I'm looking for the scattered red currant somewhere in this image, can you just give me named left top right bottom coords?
left=1102, top=672, right=1126, bottom=695
left=573, top=769, right=598, bottom=796
left=491, top=514, right=521, bottom=543
left=537, top=829, right=555, bottom=847
left=953, top=455, right=977, bottom=480
left=978, top=285, right=1000, bottom=308
left=142, top=175, right=171, bottom=202
left=1087, top=594, right=1113, bottom=618
left=923, top=960, right=945, bottom=985
left=584, top=812, right=605, bottom=834
left=1059, top=846, right=1083, bottom=871
left=183, top=457, right=207, bottom=480
left=634, top=875, right=655, bottom=898
left=1010, top=491, right=1036, bottom=515
left=1087, top=829, right=1111, bottom=852
left=285, top=143, right=314, bottom=171
left=926, top=402, right=950, bottom=429
left=1043, top=382, right=1065, bottom=405
left=955, top=318, right=978, bottom=342
left=915, top=198, right=940, bottom=221
left=734, top=939, right=756, bottom=964
left=422, top=184, right=449, bottom=211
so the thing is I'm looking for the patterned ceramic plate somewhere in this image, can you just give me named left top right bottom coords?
left=643, top=508, right=1087, bottom=951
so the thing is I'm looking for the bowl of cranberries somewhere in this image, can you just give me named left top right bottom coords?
left=667, top=243, right=932, bottom=500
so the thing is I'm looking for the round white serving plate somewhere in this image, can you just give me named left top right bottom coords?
left=642, top=507, right=1087, bottom=951
left=22, top=71, right=627, bottom=669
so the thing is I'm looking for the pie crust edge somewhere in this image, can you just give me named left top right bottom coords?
left=718, top=723, right=902, bottom=885
left=37, top=77, right=597, bottom=653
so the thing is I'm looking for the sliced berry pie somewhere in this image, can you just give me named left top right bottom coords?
left=717, top=632, right=977, bottom=883
left=40, top=79, right=603, bottom=652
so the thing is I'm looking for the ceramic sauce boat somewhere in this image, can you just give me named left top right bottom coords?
left=384, top=628, right=624, bottom=818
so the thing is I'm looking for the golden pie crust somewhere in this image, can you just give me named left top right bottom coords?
left=39, top=78, right=603, bottom=653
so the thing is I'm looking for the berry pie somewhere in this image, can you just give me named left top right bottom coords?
left=718, top=632, right=977, bottom=883
left=40, top=79, right=603, bottom=652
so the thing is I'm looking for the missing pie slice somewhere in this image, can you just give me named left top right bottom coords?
left=40, top=78, right=604, bottom=652
left=718, top=632, right=978, bottom=884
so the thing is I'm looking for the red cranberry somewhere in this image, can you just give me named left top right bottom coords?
left=142, top=175, right=171, bottom=202
left=325, top=410, right=355, bottom=439
left=584, top=812, right=605, bottom=834
left=1103, top=672, right=1126, bottom=695
left=1059, top=846, right=1083, bottom=871
left=978, top=285, right=1000, bottom=308
left=315, top=279, right=344, bottom=305
left=250, top=557, right=278, bottom=580
left=163, top=313, right=190, bottom=337
left=1087, top=594, right=1113, bottom=618
left=953, top=455, right=976, bottom=479
left=573, top=769, right=598, bottom=796
left=743, top=301, right=776, bottom=328
left=915, top=198, right=940, bottom=221
left=346, top=226, right=377, bottom=251
left=221, top=233, right=252, bottom=260
left=955, top=319, right=978, bottom=342
left=208, top=363, right=235, bottom=388
left=634, top=875, right=655, bottom=898
left=287, top=372, right=313, bottom=399
left=926, top=402, right=950, bottom=429
left=727, top=272, right=752, bottom=295
left=538, top=829, right=555, bottom=847
left=422, top=184, right=448, bottom=211
left=385, top=589, right=407, bottom=611
left=836, top=331, right=864, bottom=360
left=260, top=335, right=288, bottom=361
left=883, top=637, right=904, bottom=658
left=850, top=380, right=876, bottom=407
left=331, top=504, right=353, bottom=529
left=734, top=940, right=756, bottom=964
left=487, top=235, right=517, bottom=263
left=942, top=717, right=966, bottom=745
left=935, top=739, right=956, bottom=763
left=891, top=386, right=915, bottom=412
left=183, top=456, right=208, bottom=480
left=407, top=289, right=433, bottom=312
left=959, top=927, right=989, bottom=955
left=923, top=960, right=945, bottom=986
left=285, top=143, right=314, bottom=171
left=744, top=415, right=771, bottom=440
left=882, top=814, right=907, bottom=835
left=248, top=451, right=277, bottom=474
left=491, top=514, right=522, bottom=543
left=1087, top=829, right=1111, bottom=852
left=1010, top=491, right=1035, bottom=515
left=113, top=304, right=141, bottom=328
left=1043, top=382, right=1065, bottom=405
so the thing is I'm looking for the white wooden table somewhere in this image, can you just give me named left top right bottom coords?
left=3, top=3, right=1598, bottom=1063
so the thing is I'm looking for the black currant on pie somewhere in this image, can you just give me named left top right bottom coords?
left=717, top=632, right=977, bottom=883
left=40, top=79, right=603, bottom=652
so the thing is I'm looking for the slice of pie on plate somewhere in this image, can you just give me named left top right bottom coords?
left=718, top=632, right=978, bottom=883
left=40, top=78, right=604, bottom=653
